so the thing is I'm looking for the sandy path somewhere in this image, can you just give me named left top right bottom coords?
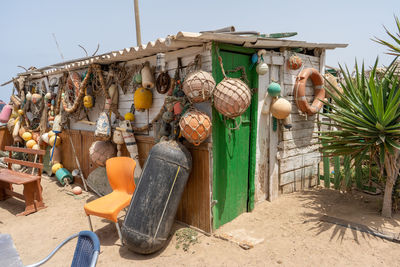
left=1, top=176, right=399, bottom=266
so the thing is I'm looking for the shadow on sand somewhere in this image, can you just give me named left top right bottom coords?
left=297, top=188, right=400, bottom=244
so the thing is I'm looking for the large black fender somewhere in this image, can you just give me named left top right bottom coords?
left=121, top=140, right=192, bottom=254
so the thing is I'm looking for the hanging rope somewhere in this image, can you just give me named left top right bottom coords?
left=62, top=65, right=93, bottom=113
left=214, top=44, right=251, bottom=131
left=185, top=54, right=202, bottom=75
left=109, top=63, right=139, bottom=94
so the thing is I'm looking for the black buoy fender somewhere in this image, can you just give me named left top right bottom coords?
left=121, top=140, right=192, bottom=254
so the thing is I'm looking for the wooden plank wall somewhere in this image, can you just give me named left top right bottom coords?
left=255, top=51, right=322, bottom=200
left=278, top=52, right=322, bottom=193
left=59, top=129, right=211, bottom=233
left=116, top=47, right=212, bottom=135
left=41, top=46, right=212, bottom=133
left=19, top=46, right=214, bottom=232
left=176, top=143, right=211, bottom=233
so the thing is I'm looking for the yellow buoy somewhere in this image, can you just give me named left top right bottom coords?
left=134, top=87, right=153, bottom=111
left=124, top=112, right=135, bottom=121
left=49, top=135, right=61, bottom=146
left=48, top=131, right=56, bottom=138
left=22, top=132, right=32, bottom=141
left=83, top=95, right=93, bottom=108
left=52, top=163, right=63, bottom=174
left=26, top=139, right=37, bottom=149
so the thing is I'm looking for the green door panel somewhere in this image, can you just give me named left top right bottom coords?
left=212, top=46, right=256, bottom=230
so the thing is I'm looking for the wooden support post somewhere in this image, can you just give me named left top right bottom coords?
left=268, top=61, right=280, bottom=201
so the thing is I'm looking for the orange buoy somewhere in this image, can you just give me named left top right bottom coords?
left=179, top=109, right=211, bottom=146
left=288, top=55, right=302, bottom=70
left=294, top=68, right=325, bottom=115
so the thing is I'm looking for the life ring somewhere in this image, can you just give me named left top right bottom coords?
left=294, top=68, right=325, bottom=115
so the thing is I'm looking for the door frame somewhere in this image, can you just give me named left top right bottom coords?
left=211, top=42, right=258, bottom=221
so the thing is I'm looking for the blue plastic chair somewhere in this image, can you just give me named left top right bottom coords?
left=26, top=231, right=100, bottom=267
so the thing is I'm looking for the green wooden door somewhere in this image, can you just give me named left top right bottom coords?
left=212, top=45, right=257, bottom=229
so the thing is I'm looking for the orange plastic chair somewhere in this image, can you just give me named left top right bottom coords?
left=84, top=157, right=136, bottom=244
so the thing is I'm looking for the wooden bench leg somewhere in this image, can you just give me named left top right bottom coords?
left=16, top=181, right=45, bottom=216
left=34, top=179, right=45, bottom=210
left=0, top=181, right=12, bottom=200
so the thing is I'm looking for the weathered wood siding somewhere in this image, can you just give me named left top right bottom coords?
left=27, top=46, right=215, bottom=232
left=59, top=129, right=211, bottom=232
left=278, top=52, right=323, bottom=193
left=255, top=51, right=322, bottom=201
left=56, top=46, right=213, bottom=133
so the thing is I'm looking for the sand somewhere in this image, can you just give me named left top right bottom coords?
left=1, top=175, right=400, bottom=267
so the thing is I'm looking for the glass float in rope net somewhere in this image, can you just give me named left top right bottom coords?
left=213, top=78, right=251, bottom=118
left=179, top=109, right=212, bottom=146
left=182, top=71, right=216, bottom=103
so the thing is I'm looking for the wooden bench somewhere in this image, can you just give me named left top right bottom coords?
left=0, top=146, right=46, bottom=216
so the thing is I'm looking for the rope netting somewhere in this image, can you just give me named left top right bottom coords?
left=179, top=109, right=211, bottom=146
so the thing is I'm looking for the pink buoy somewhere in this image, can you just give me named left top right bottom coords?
left=0, top=104, right=12, bottom=123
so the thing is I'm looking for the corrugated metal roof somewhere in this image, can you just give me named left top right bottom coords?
left=16, top=31, right=348, bottom=77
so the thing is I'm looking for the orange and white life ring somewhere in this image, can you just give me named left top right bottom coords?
left=294, top=68, right=325, bottom=115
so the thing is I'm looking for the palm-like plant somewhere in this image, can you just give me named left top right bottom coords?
left=320, top=59, right=400, bottom=217
left=374, top=15, right=400, bottom=56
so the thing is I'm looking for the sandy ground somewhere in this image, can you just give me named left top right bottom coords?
left=1, top=175, right=400, bottom=267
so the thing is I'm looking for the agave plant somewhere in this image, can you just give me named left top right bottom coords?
left=373, top=15, right=400, bottom=56
left=320, top=59, right=400, bottom=217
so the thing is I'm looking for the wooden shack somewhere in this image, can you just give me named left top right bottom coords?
left=7, top=31, right=347, bottom=233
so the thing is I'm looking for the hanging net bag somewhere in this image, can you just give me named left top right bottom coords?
left=183, top=55, right=215, bottom=103
left=183, top=71, right=215, bottom=103
left=179, top=108, right=211, bottom=146
left=213, top=49, right=251, bottom=119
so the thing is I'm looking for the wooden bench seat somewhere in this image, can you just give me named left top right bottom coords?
left=0, top=146, right=46, bottom=216
left=0, top=169, right=41, bottom=184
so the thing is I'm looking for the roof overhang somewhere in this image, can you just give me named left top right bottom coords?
left=9, top=31, right=347, bottom=80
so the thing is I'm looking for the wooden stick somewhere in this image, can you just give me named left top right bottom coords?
left=31, top=154, right=38, bottom=175
left=68, top=135, right=88, bottom=191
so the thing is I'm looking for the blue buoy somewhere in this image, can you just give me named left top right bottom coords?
left=250, top=53, right=259, bottom=69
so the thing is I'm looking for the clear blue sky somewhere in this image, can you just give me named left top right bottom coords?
left=0, top=0, right=399, bottom=101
